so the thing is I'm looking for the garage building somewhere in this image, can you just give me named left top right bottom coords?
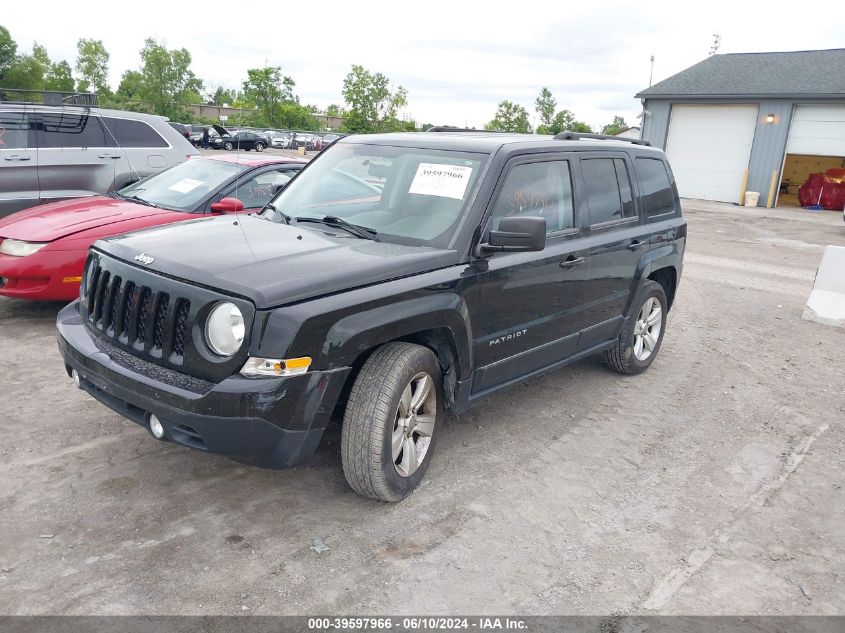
left=637, top=49, right=845, bottom=208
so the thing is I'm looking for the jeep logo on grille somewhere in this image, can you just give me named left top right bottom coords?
left=134, top=253, right=155, bottom=265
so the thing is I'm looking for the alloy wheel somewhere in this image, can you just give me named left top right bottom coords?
left=633, top=297, right=662, bottom=361
left=391, top=372, right=436, bottom=477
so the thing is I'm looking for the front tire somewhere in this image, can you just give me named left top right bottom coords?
left=603, top=280, right=668, bottom=375
left=223, top=141, right=234, bottom=151
left=341, top=343, right=442, bottom=502
left=255, top=142, right=265, bottom=152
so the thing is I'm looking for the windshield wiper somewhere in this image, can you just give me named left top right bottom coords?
left=260, top=203, right=291, bottom=224
left=124, top=194, right=161, bottom=209
left=293, top=216, right=378, bottom=241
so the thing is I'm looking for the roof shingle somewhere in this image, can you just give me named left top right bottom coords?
left=637, top=49, right=845, bottom=98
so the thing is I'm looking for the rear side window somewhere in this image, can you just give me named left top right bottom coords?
left=636, top=158, right=676, bottom=216
left=581, top=157, right=636, bottom=225
left=0, top=111, right=30, bottom=149
left=102, top=117, right=169, bottom=148
left=37, top=112, right=107, bottom=148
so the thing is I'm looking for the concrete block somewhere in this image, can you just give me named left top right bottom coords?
left=803, top=245, right=845, bottom=327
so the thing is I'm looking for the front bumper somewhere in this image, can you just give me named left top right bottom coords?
left=57, top=302, right=351, bottom=468
left=0, top=248, right=85, bottom=301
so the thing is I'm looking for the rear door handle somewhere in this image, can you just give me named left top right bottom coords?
left=559, top=256, right=585, bottom=269
left=627, top=240, right=645, bottom=251
left=98, top=153, right=120, bottom=159
left=4, top=155, right=30, bottom=161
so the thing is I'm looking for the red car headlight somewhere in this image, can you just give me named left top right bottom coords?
left=0, top=239, right=49, bottom=257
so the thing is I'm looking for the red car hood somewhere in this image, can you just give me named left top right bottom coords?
left=0, top=197, right=173, bottom=242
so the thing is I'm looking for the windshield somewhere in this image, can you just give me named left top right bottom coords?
left=263, top=142, right=487, bottom=248
left=119, top=158, right=246, bottom=211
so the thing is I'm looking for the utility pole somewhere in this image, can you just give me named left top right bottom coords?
left=649, top=55, right=655, bottom=87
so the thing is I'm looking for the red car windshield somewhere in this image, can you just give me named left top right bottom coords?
left=118, top=159, right=247, bottom=211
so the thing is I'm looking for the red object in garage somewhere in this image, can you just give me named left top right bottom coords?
left=798, top=169, right=845, bottom=211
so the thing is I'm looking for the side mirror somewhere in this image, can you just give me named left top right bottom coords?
left=210, top=197, right=245, bottom=213
left=481, top=216, right=546, bottom=252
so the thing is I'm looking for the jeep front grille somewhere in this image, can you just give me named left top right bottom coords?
left=80, top=252, right=252, bottom=382
left=85, top=262, right=189, bottom=361
left=173, top=299, right=190, bottom=356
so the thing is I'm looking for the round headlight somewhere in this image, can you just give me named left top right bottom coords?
left=205, top=302, right=245, bottom=356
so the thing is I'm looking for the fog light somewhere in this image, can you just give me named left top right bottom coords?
left=71, top=369, right=81, bottom=388
left=149, top=414, right=165, bottom=439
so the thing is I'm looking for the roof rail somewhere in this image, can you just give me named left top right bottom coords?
left=0, top=88, right=99, bottom=107
left=554, top=131, right=651, bottom=146
left=425, top=126, right=520, bottom=134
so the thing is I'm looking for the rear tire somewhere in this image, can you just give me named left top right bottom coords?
left=603, top=280, right=668, bottom=375
left=341, top=343, right=442, bottom=502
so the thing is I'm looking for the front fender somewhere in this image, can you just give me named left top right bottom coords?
left=321, top=293, right=473, bottom=380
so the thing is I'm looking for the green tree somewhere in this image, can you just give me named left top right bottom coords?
left=485, top=100, right=532, bottom=133
left=535, top=87, right=557, bottom=134
left=276, top=102, right=319, bottom=130
left=45, top=60, right=74, bottom=92
left=208, top=85, right=237, bottom=106
left=325, top=103, right=344, bottom=117
left=545, top=109, right=592, bottom=135
left=601, top=115, right=628, bottom=136
left=341, top=65, right=407, bottom=133
left=0, top=41, right=52, bottom=92
left=0, top=26, right=17, bottom=81
left=242, top=66, right=295, bottom=127
left=32, top=42, right=50, bottom=69
left=137, top=38, right=203, bottom=119
left=75, top=38, right=109, bottom=94
left=116, top=70, right=143, bottom=100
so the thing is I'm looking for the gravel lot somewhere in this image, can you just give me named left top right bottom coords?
left=2, top=200, right=843, bottom=615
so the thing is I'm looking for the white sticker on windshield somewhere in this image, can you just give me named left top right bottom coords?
left=408, top=163, right=473, bottom=200
left=167, top=178, right=203, bottom=194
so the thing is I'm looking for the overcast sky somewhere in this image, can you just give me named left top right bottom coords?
left=2, top=1, right=842, bottom=129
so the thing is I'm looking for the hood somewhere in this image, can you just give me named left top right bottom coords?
left=97, top=214, right=459, bottom=308
left=212, top=124, right=229, bottom=137
left=0, top=197, right=174, bottom=242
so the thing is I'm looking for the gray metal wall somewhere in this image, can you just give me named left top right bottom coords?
left=745, top=100, right=794, bottom=203
left=640, top=100, right=672, bottom=149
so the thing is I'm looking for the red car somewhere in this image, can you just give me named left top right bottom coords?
left=0, top=154, right=306, bottom=301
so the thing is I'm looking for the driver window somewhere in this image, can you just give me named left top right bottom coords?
left=230, top=169, right=296, bottom=209
left=489, top=160, right=574, bottom=235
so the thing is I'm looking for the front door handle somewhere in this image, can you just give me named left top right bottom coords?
left=98, top=153, right=120, bottom=159
left=559, top=256, right=585, bottom=269
left=4, top=155, right=30, bottom=161
left=627, top=240, right=645, bottom=251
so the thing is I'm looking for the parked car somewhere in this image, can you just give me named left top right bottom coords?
left=271, top=134, right=292, bottom=149
left=210, top=127, right=268, bottom=152
left=168, top=122, right=192, bottom=142
left=0, top=104, right=198, bottom=218
left=315, top=133, right=345, bottom=151
left=289, top=133, right=316, bottom=150
left=268, top=131, right=292, bottom=148
left=187, top=125, right=207, bottom=146
left=57, top=131, right=685, bottom=501
left=0, top=154, right=305, bottom=300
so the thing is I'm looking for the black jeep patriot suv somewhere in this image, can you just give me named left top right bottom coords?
left=57, top=131, right=686, bottom=501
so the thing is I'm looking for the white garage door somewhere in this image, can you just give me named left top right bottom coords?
left=665, top=105, right=758, bottom=202
left=787, top=105, right=845, bottom=156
